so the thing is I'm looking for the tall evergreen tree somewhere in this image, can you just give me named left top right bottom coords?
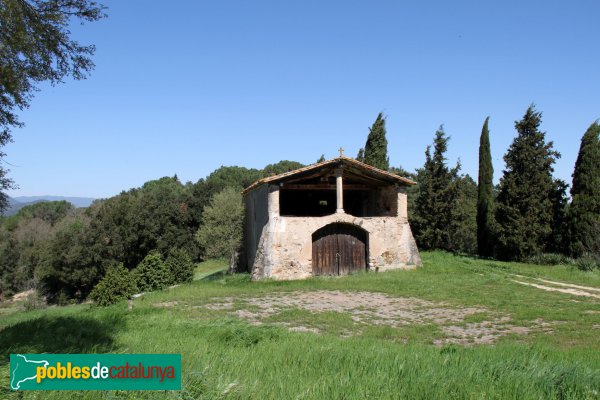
left=549, top=178, right=568, bottom=253
left=566, top=121, right=600, bottom=257
left=356, top=148, right=365, bottom=162
left=477, top=117, right=494, bottom=257
left=362, top=113, right=389, bottom=170
left=495, top=105, right=561, bottom=260
left=449, top=174, right=478, bottom=255
left=412, top=126, right=461, bottom=251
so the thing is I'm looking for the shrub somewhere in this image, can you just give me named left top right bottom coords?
left=165, top=248, right=194, bottom=284
left=89, top=264, right=137, bottom=306
left=526, top=253, right=573, bottom=266
left=133, top=251, right=173, bottom=292
left=575, top=257, right=600, bottom=272
left=23, top=291, right=46, bottom=311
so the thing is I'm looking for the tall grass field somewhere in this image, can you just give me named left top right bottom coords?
left=2, top=251, right=600, bottom=399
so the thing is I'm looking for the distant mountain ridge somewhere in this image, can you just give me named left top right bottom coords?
left=2, top=196, right=96, bottom=217
left=12, top=196, right=96, bottom=208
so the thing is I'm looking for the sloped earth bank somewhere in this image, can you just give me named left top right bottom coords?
left=200, top=290, right=553, bottom=346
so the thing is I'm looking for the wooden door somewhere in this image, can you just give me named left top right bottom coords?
left=312, top=224, right=367, bottom=276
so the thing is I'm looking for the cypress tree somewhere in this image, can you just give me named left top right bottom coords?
left=412, top=126, right=461, bottom=251
left=566, top=121, right=600, bottom=257
left=362, top=113, right=389, bottom=170
left=495, top=105, right=560, bottom=260
left=356, top=148, right=365, bottom=162
left=477, top=117, right=494, bottom=257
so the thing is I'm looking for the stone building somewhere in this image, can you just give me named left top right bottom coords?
left=241, top=155, right=421, bottom=280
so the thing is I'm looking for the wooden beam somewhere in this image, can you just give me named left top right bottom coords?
left=282, top=169, right=334, bottom=184
left=282, top=184, right=371, bottom=190
left=343, top=168, right=391, bottom=185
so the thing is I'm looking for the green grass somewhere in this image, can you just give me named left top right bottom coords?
left=193, top=259, right=228, bottom=280
left=2, top=251, right=600, bottom=399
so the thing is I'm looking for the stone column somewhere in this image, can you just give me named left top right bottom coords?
left=268, top=184, right=280, bottom=217
left=397, top=186, right=408, bottom=221
left=335, top=166, right=344, bottom=213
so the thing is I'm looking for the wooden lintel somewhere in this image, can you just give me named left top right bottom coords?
left=282, top=184, right=371, bottom=190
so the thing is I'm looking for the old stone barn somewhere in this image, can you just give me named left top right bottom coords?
left=241, top=156, right=421, bottom=280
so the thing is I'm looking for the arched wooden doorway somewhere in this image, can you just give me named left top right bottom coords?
left=312, top=223, right=368, bottom=276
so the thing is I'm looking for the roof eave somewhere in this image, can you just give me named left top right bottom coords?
left=242, top=156, right=416, bottom=196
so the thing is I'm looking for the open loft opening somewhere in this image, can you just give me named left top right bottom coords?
left=278, top=165, right=399, bottom=217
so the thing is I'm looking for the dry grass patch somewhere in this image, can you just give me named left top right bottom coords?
left=203, top=290, right=552, bottom=345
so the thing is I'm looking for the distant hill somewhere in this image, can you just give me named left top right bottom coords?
left=2, top=196, right=96, bottom=217
left=3, top=197, right=25, bottom=216
left=12, top=196, right=96, bottom=208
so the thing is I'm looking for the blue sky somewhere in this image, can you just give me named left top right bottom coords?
left=5, top=0, right=600, bottom=198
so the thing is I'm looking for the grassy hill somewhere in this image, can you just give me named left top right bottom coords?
left=2, top=252, right=600, bottom=399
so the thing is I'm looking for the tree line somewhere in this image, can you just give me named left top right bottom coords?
left=1, top=107, right=598, bottom=305
left=359, top=107, right=600, bottom=268
left=0, top=161, right=303, bottom=303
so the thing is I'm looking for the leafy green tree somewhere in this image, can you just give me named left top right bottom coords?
left=0, top=225, right=19, bottom=297
left=0, top=135, right=14, bottom=212
left=165, top=248, right=194, bottom=284
left=262, top=160, right=304, bottom=177
left=495, top=105, right=561, bottom=260
left=317, top=154, right=326, bottom=163
left=131, top=177, right=196, bottom=261
left=15, top=200, right=73, bottom=225
left=412, top=126, right=461, bottom=251
left=362, top=113, right=389, bottom=170
left=566, top=121, right=600, bottom=257
left=133, top=251, right=172, bottom=292
left=205, top=166, right=262, bottom=190
left=196, top=187, right=244, bottom=259
left=477, top=117, right=494, bottom=257
left=30, top=177, right=200, bottom=302
left=86, top=176, right=197, bottom=269
left=188, top=166, right=261, bottom=236
left=0, top=0, right=106, bottom=212
left=89, top=264, right=137, bottom=306
left=36, top=217, right=99, bottom=303
left=11, top=217, right=53, bottom=291
left=0, top=201, right=80, bottom=297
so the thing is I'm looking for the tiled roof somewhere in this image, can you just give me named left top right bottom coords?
left=242, top=156, right=416, bottom=195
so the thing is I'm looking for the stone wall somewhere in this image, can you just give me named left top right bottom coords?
left=247, top=184, right=421, bottom=280
left=243, top=184, right=269, bottom=272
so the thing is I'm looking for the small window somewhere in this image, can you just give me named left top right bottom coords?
left=319, top=200, right=328, bottom=206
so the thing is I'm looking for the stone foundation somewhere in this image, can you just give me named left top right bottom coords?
left=250, top=211, right=421, bottom=280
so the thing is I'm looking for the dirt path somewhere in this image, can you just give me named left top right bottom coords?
left=10, top=289, right=35, bottom=302
left=510, top=274, right=600, bottom=299
left=535, top=278, right=600, bottom=293
left=512, top=280, right=600, bottom=299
